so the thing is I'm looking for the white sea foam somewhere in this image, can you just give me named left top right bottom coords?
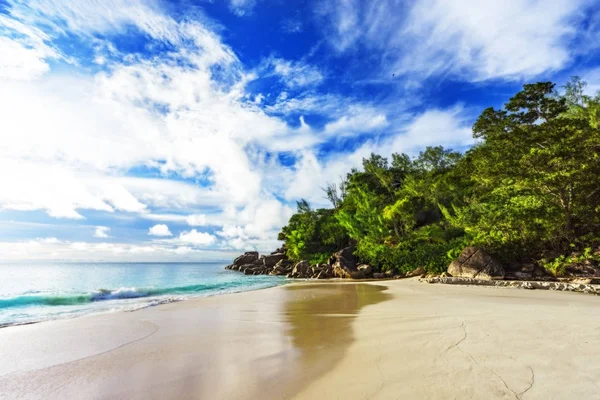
left=90, top=287, right=149, bottom=301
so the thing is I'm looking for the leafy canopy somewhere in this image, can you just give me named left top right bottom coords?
left=277, top=79, right=600, bottom=276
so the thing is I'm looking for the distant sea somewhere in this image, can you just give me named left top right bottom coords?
left=0, top=262, right=286, bottom=327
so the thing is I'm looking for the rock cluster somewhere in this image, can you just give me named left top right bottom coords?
left=225, top=251, right=292, bottom=276
left=225, top=246, right=392, bottom=280
left=504, top=263, right=552, bottom=280
left=226, top=243, right=599, bottom=291
left=423, top=276, right=600, bottom=295
left=424, top=246, right=600, bottom=294
left=445, top=246, right=558, bottom=281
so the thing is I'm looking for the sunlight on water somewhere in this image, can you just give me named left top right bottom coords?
left=0, top=262, right=285, bottom=326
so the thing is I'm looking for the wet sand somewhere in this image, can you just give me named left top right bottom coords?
left=0, top=283, right=389, bottom=400
left=1, top=279, right=600, bottom=399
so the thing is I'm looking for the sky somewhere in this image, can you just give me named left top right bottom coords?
left=0, top=0, right=599, bottom=262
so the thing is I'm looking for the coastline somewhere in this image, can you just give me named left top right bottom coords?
left=0, top=281, right=389, bottom=400
left=1, top=279, right=600, bottom=399
left=0, top=272, right=289, bottom=329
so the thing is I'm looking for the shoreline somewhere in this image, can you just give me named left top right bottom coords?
left=1, top=279, right=600, bottom=399
left=0, top=277, right=291, bottom=329
left=3, top=272, right=598, bottom=330
left=0, top=281, right=390, bottom=399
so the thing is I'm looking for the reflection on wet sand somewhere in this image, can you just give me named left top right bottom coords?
left=284, top=283, right=390, bottom=374
left=0, top=283, right=390, bottom=400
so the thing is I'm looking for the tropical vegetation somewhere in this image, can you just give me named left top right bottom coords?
left=277, top=79, right=600, bottom=276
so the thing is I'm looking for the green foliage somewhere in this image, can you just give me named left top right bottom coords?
left=465, top=81, right=600, bottom=260
left=562, top=76, right=600, bottom=129
left=279, top=200, right=349, bottom=262
left=277, top=80, right=600, bottom=275
left=354, top=235, right=468, bottom=274
left=543, top=247, right=600, bottom=277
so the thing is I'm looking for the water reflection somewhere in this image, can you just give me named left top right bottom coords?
left=0, top=283, right=391, bottom=400
left=279, top=283, right=391, bottom=394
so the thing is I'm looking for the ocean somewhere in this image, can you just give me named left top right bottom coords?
left=0, top=262, right=286, bottom=327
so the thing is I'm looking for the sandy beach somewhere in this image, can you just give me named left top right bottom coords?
left=1, top=279, right=599, bottom=399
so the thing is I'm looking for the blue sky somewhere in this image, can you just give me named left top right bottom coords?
left=0, top=0, right=599, bottom=261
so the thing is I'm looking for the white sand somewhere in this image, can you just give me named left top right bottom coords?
left=1, top=279, right=599, bottom=399
left=295, top=279, right=600, bottom=399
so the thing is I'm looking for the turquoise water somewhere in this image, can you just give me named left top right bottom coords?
left=0, top=262, right=286, bottom=326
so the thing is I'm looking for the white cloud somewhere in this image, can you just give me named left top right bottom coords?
left=213, top=198, right=294, bottom=251
left=0, top=12, right=64, bottom=81
left=141, top=212, right=226, bottom=227
left=228, top=0, right=256, bottom=16
left=177, top=229, right=217, bottom=246
left=0, top=159, right=147, bottom=219
left=267, top=57, right=324, bottom=88
left=0, top=238, right=237, bottom=261
left=285, top=106, right=475, bottom=206
left=0, top=0, right=488, bottom=261
left=315, top=0, right=361, bottom=53
left=186, top=214, right=207, bottom=226
left=6, top=0, right=180, bottom=43
left=0, top=36, right=52, bottom=81
left=266, top=91, right=349, bottom=116
left=174, top=246, right=193, bottom=255
left=318, top=0, right=594, bottom=80
left=324, top=106, right=388, bottom=137
left=388, top=106, right=474, bottom=153
left=148, top=224, right=172, bottom=237
left=0, top=1, right=293, bottom=226
left=40, top=237, right=61, bottom=244
left=141, top=213, right=208, bottom=225
left=401, top=0, right=586, bottom=80
left=93, top=226, right=110, bottom=238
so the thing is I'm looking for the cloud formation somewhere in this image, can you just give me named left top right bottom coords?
left=93, top=226, right=111, bottom=238
left=177, top=229, right=217, bottom=246
left=0, top=0, right=596, bottom=260
left=148, top=224, right=172, bottom=237
left=317, top=0, right=594, bottom=80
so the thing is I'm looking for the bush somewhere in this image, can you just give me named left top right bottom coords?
left=355, top=237, right=468, bottom=275
left=542, top=246, right=600, bottom=277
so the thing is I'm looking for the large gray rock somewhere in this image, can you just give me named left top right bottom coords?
left=329, top=246, right=357, bottom=269
left=263, top=253, right=287, bottom=268
left=270, top=258, right=292, bottom=276
left=276, top=259, right=293, bottom=272
left=270, top=268, right=287, bottom=276
left=333, top=259, right=365, bottom=279
left=292, top=260, right=310, bottom=278
left=234, top=251, right=259, bottom=267
left=357, top=264, right=373, bottom=276
left=330, top=246, right=364, bottom=279
left=238, top=264, right=257, bottom=273
left=448, top=247, right=505, bottom=280
left=316, top=271, right=328, bottom=279
left=332, top=261, right=352, bottom=278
